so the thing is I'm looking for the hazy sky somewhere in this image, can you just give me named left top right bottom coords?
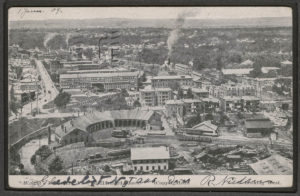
left=9, top=7, right=292, bottom=21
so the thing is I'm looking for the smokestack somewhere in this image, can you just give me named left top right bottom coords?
left=48, top=126, right=51, bottom=145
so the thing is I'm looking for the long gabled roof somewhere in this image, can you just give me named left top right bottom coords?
left=131, top=146, right=170, bottom=161
left=245, top=118, right=273, bottom=129
left=192, top=120, right=218, bottom=132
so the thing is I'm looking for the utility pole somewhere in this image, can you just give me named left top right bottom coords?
left=36, top=77, right=39, bottom=115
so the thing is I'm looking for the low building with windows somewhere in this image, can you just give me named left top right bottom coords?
left=220, top=96, right=260, bottom=112
left=181, top=86, right=209, bottom=98
left=19, top=78, right=40, bottom=91
left=202, top=98, right=220, bottom=113
left=151, top=75, right=193, bottom=88
left=182, top=99, right=203, bottom=114
left=131, top=146, right=170, bottom=172
left=55, top=109, right=162, bottom=146
left=218, top=81, right=256, bottom=97
left=59, top=71, right=139, bottom=91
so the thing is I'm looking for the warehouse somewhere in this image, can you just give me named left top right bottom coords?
left=59, top=71, right=139, bottom=91
left=244, top=117, right=274, bottom=138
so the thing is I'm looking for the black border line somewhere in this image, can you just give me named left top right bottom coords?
left=1, top=0, right=299, bottom=195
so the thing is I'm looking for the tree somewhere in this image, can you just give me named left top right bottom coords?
left=103, top=165, right=111, bottom=172
left=186, top=88, right=194, bottom=99
left=31, top=145, right=53, bottom=165
left=169, top=82, right=180, bottom=91
left=48, top=156, right=64, bottom=174
left=177, top=88, right=184, bottom=99
left=93, top=83, right=105, bottom=92
left=83, top=48, right=94, bottom=60
left=205, top=113, right=214, bottom=121
left=186, top=113, right=202, bottom=128
left=54, top=92, right=71, bottom=108
left=15, top=66, right=23, bottom=79
left=272, top=78, right=292, bottom=96
left=133, top=100, right=141, bottom=108
left=138, top=73, right=147, bottom=88
left=250, top=62, right=262, bottom=78
left=120, top=89, right=129, bottom=97
left=9, top=85, right=21, bottom=115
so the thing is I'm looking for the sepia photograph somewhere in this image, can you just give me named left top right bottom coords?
left=6, top=6, right=295, bottom=189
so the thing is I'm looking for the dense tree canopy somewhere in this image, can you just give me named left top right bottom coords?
left=48, top=156, right=64, bottom=174
left=54, top=92, right=71, bottom=108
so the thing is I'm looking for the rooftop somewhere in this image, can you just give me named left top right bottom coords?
left=152, top=75, right=192, bottom=80
left=261, top=67, right=280, bottom=73
left=182, top=99, right=202, bottom=103
left=202, top=97, right=219, bottom=103
left=192, top=120, right=218, bottom=131
left=131, top=146, right=170, bottom=161
left=242, top=96, right=260, bottom=101
left=281, top=60, right=292, bottom=65
left=245, top=118, right=273, bottom=129
left=165, top=99, right=184, bottom=105
left=60, top=71, right=139, bottom=79
left=221, top=68, right=253, bottom=75
left=249, top=154, right=293, bottom=175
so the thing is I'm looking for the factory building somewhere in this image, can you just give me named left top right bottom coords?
left=174, top=63, right=193, bottom=75
left=59, top=71, right=139, bottom=91
left=131, top=146, right=170, bottom=172
left=151, top=75, right=193, bottom=88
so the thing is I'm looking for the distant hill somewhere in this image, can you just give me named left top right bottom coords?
left=9, top=17, right=292, bottom=29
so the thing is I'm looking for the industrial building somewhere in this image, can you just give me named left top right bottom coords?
left=151, top=75, right=193, bottom=88
left=59, top=71, right=139, bottom=91
left=55, top=109, right=162, bottom=146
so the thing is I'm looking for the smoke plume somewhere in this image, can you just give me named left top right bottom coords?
left=65, top=33, right=72, bottom=48
left=43, top=33, right=58, bottom=48
left=167, top=11, right=196, bottom=57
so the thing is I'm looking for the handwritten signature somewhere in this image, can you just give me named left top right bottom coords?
left=200, top=175, right=280, bottom=186
left=17, top=8, right=62, bottom=19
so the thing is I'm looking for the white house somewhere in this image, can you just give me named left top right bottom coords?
left=131, top=146, right=170, bottom=172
